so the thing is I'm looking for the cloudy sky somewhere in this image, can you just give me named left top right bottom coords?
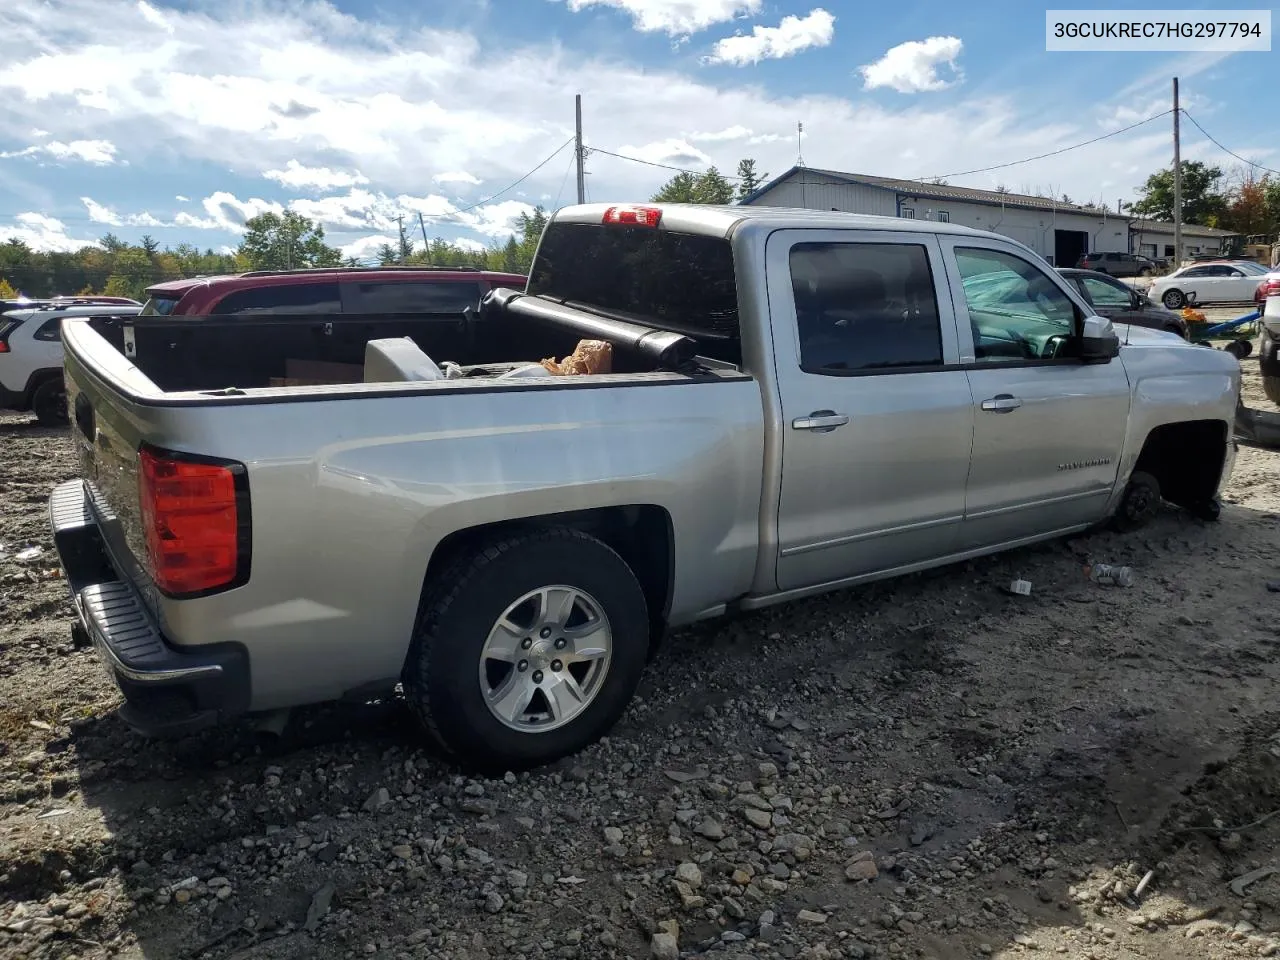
left=0, top=0, right=1271, bottom=260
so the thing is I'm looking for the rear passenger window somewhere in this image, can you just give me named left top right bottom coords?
left=34, top=318, right=63, bottom=341
left=211, top=282, right=341, bottom=315
left=789, top=242, right=943, bottom=373
left=339, top=281, right=483, bottom=314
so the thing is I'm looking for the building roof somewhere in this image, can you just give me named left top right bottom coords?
left=1127, top=218, right=1238, bottom=238
left=740, top=165, right=1122, bottom=217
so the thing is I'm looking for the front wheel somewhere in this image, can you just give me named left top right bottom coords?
left=1112, top=470, right=1161, bottom=532
left=1265, top=374, right=1280, bottom=407
left=1162, top=289, right=1186, bottom=309
left=403, top=527, right=649, bottom=771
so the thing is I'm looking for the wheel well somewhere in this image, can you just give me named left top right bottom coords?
left=23, top=368, right=63, bottom=403
left=423, top=505, right=674, bottom=654
left=1133, top=420, right=1227, bottom=509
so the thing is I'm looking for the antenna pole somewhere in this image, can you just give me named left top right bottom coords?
left=575, top=94, right=586, bottom=205
left=796, top=121, right=805, bottom=167
left=1173, top=77, right=1182, bottom=269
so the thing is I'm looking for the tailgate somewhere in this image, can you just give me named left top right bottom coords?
left=62, top=329, right=163, bottom=617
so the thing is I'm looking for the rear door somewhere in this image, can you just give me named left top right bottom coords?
left=768, top=229, right=975, bottom=590
left=938, top=237, right=1131, bottom=548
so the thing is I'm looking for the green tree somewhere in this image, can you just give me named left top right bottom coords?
left=140, top=234, right=160, bottom=256
left=651, top=172, right=699, bottom=203
left=102, top=248, right=156, bottom=302
left=735, top=159, right=768, bottom=200
left=1130, top=161, right=1228, bottom=225
left=652, top=165, right=746, bottom=205
left=236, top=211, right=342, bottom=271
left=0, top=277, right=17, bottom=299
left=99, top=233, right=126, bottom=254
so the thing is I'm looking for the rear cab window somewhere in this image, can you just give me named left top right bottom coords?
left=528, top=221, right=739, bottom=362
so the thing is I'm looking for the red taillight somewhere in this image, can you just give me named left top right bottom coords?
left=0, top=342, right=8, bottom=353
left=603, top=205, right=662, bottom=227
left=137, top=446, right=248, bottom=597
left=1260, top=279, right=1280, bottom=301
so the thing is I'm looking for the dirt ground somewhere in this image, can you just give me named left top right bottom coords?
left=2, top=333, right=1279, bottom=960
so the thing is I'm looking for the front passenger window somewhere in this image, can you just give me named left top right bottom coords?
left=955, top=248, right=1078, bottom=363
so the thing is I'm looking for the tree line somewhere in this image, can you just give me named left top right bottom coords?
left=0, top=207, right=552, bottom=301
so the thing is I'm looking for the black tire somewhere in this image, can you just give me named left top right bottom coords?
left=1161, top=289, right=1186, bottom=309
left=1224, top=339, right=1252, bottom=360
left=1264, top=375, right=1280, bottom=407
left=1112, top=470, right=1161, bottom=532
left=1190, top=498, right=1222, bottom=522
left=31, top=378, right=68, bottom=427
left=403, top=526, right=649, bottom=772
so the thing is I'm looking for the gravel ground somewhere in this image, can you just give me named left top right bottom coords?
left=2, top=333, right=1280, bottom=960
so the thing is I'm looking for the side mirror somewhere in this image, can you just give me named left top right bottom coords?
left=1079, top=315, right=1121, bottom=362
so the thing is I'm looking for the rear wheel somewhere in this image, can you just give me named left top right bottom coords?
left=1162, top=289, right=1186, bottom=309
left=403, top=526, right=649, bottom=771
left=31, top=378, right=68, bottom=427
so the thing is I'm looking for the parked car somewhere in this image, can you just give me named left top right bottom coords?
left=1149, top=261, right=1273, bottom=308
left=50, top=204, right=1240, bottom=769
left=140, top=265, right=528, bottom=317
left=1076, top=251, right=1154, bottom=277
left=1259, top=273, right=1280, bottom=405
left=1056, top=268, right=1188, bottom=337
left=0, top=298, right=142, bottom=424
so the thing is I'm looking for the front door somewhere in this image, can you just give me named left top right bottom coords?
left=768, top=229, right=975, bottom=592
left=938, top=239, right=1132, bottom=548
left=1074, top=272, right=1146, bottom=326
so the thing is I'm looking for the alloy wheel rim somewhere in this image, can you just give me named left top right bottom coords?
left=478, top=585, right=613, bottom=733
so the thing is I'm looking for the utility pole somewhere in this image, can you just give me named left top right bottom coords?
left=1173, top=77, right=1182, bottom=268
left=574, top=94, right=586, bottom=205
left=417, top=212, right=431, bottom=265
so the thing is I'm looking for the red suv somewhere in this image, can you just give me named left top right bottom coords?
left=140, top=266, right=528, bottom=317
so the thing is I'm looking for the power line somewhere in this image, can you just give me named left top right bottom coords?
left=917, top=109, right=1174, bottom=182
left=587, top=146, right=743, bottom=182
left=433, top=137, right=575, bottom=220
left=1180, top=109, right=1280, bottom=177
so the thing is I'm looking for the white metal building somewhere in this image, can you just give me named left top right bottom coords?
left=1127, top=218, right=1237, bottom=262
left=739, top=166, right=1130, bottom=267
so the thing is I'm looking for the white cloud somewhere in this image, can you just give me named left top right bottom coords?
left=1, top=213, right=99, bottom=252
left=858, top=36, right=964, bottom=93
left=175, top=194, right=189, bottom=202
left=687, top=125, right=752, bottom=142
left=199, top=190, right=282, bottom=231
left=452, top=237, right=488, bottom=253
left=81, top=197, right=122, bottom=225
left=705, top=8, right=835, bottom=66
left=560, top=0, right=760, bottom=35
left=263, top=159, right=370, bottom=191
left=0, top=139, right=117, bottom=164
left=433, top=171, right=482, bottom=185
left=340, top=234, right=397, bottom=261
left=136, top=0, right=173, bottom=34
left=0, top=0, right=1201, bottom=243
left=80, top=197, right=181, bottom=228
left=617, top=138, right=712, bottom=168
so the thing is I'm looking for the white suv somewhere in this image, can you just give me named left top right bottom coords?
left=0, top=298, right=142, bottom=425
left=1260, top=274, right=1280, bottom=406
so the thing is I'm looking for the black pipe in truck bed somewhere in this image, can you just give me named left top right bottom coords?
left=482, top=288, right=699, bottom=372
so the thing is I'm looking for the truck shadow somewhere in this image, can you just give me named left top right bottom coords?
left=44, top=498, right=1280, bottom=958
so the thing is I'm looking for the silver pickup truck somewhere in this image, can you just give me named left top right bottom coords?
left=50, top=204, right=1240, bottom=769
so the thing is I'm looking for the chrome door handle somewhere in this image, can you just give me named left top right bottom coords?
left=792, top=411, right=850, bottom=431
left=981, top=394, right=1022, bottom=413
